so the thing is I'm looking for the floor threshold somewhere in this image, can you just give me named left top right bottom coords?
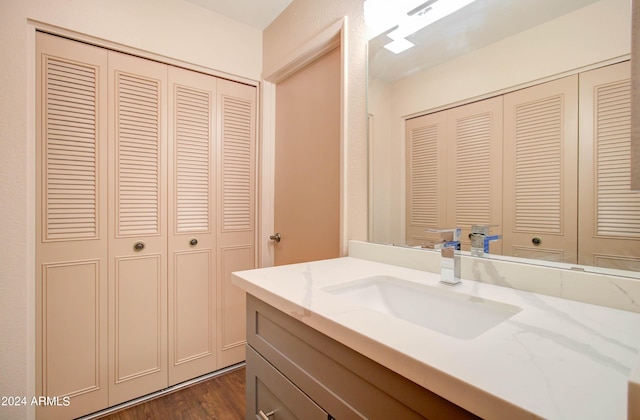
left=80, top=362, right=246, bottom=419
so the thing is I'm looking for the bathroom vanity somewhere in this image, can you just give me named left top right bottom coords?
left=232, top=246, right=640, bottom=419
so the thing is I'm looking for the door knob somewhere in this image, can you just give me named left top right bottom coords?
left=189, top=238, right=198, bottom=246
left=532, top=237, right=542, bottom=246
left=133, top=241, right=145, bottom=251
left=269, top=233, right=281, bottom=243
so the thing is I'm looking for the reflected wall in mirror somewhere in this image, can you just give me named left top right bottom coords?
left=367, top=0, right=640, bottom=274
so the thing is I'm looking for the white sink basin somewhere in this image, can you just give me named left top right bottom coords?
left=322, top=275, right=521, bottom=339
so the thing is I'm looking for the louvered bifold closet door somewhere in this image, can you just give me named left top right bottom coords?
left=503, top=76, right=579, bottom=263
left=447, top=97, right=503, bottom=252
left=405, top=110, right=448, bottom=246
left=36, top=32, right=109, bottom=420
left=107, top=51, right=168, bottom=405
left=579, top=61, right=640, bottom=270
left=167, top=67, right=217, bottom=385
left=216, top=79, right=257, bottom=367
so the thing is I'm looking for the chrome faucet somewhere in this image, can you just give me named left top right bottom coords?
left=469, top=225, right=501, bottom=257
left=428, top=228, right=461, bottom=286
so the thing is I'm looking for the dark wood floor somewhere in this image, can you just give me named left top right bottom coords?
left=96, top=367, right=246, bottom=420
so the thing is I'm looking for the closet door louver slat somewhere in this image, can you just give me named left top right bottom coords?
left=221, top=95, right=254, bottom=232
left=594, top=80, right=640, bottom=236
left=405, top=111, right=447, bottom=245
left=410, top=125, right=439, bottom=227
left=115, top=73, right=161, bottom=236
left=175, top=85, right=211, bottom=233
left=44, top=57, right=99, bottom=241
left=514, top=96, right=563, bottom=233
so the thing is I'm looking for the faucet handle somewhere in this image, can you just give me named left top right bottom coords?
left=426, top=227, right=461, bottom=249
left=470, top=224, right=498, bottom=235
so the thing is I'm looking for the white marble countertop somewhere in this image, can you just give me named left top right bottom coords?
left=232, top=257, right=640, bottom=419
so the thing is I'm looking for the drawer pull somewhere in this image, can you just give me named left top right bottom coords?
left=259, top=410, right=274, bottom=420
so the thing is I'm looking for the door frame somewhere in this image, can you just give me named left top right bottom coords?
left=259, top=17, right=347, bottom=267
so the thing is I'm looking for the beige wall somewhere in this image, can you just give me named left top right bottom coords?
left=367, top=77, right=392, bottom=243
left=263, top=0, right=368, bottom=254
left=369, top=0, right=632, bottom=244
left=0, top=1, right=261, bottom=418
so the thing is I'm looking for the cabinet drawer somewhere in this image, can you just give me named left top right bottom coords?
left=246, top=346, right=329, bottom=420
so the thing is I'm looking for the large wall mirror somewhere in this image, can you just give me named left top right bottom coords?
left=367, top=0, right=640, bottom=276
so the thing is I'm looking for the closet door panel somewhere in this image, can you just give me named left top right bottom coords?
left=171, top=251, right=213, bottom=366
left=216, top=79, right=257, bottom=367
left=108, top=51, right=168, bottom=405
left=503, top=76, right=578, bottom=263
left=405, top=111, right=448, bottom=246
left=579, top=61, right=640, bottom=270
left=447, top=97, right=503, bottom=252
left=219, top=245, right=254, bottom=360
left=113, top=255, right=163, bottom=378
left=36, top=32, right=108, bottom=420
left=167, top=66, right=217, bottom=385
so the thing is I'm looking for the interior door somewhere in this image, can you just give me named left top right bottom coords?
left=579, top=61, right=640, bottom=270
left=36, top=32, right=109, bottom=420
left=108, top=51, right=168, bottom=404
left=503, top=75, right=578, bottom=263
left=216, top=79, right=257, bottom=367
left=273, top=47, right=341, bottom=265
left=167, top=66, right=217, bottom=385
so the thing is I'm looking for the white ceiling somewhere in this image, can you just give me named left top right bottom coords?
left=185, top=0, right=292, bottom=30
left=369, top=0, right=603, bottom=82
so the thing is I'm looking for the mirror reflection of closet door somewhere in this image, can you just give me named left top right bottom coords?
left=405, top=98, right=502, bottom=250
left=447, top=97, right=503, bottom=252
left=405, top=110, right=448, bottom=246
left=579, top=61, right=640, bottom=271
left=503, top=75, right=579, bottom=263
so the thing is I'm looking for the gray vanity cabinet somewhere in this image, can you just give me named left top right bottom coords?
left=245, top=295, right=479, bottom=419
